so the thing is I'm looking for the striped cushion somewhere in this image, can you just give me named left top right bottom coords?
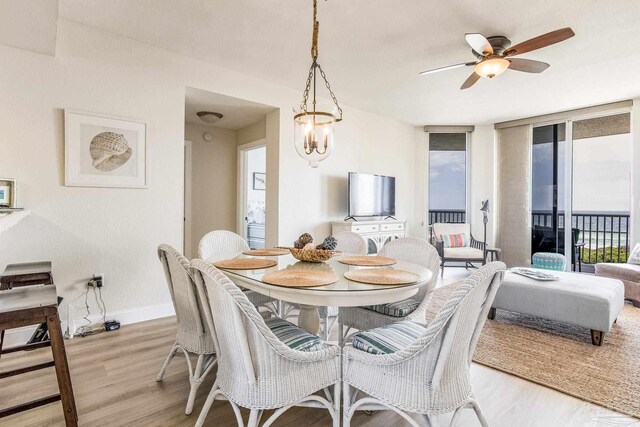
left=441, top=233, right=469, bottom=248
left=362, top=298, right=420, bottom=317
left=265, top=317, right=324, bottom=352
left=352, top=320, right=428, bottom=355
left=532, top=252, right=566, bottom=271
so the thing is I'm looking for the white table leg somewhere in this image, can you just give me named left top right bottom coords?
left=298, top=305, right=320, bottom=335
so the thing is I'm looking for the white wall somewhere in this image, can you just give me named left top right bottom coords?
left=275, top=106, right=418, bottom=247
left=185, top=123, right=238, bottom=257
left=0, top=19, right=418, bottom=338
left=237, top=118, right=266, bottom=146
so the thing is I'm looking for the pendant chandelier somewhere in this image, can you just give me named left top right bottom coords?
left=294, top=0, right=343, bottom=168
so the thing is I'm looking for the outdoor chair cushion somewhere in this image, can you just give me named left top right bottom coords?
left=363, top=298, right=420, bottom=317
left=443, top=247, right=484, bottom=260
left=265, top=317, right=324, bottom=352
left=352, top=320, right=428, bottom=355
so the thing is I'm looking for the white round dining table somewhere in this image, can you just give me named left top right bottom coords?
left=216, top=252, right=434, bottom=334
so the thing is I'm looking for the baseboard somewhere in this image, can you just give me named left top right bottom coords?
left=2, top=303, right=175, bottom=348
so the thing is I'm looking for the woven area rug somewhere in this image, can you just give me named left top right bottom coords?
left=428, top=284, right=640, bottom=419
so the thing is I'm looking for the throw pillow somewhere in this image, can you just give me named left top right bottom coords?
left=628, top=243, right=640, bottom=265
left=441, top=233, right=469, bottom=248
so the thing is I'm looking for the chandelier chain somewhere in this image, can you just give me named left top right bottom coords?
left=317, top=63, right=343, bottom=120
left=298, top=0, right=342, bottom=121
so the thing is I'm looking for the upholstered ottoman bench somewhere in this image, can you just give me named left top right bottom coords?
left=488, top=270, right=625, bottom=346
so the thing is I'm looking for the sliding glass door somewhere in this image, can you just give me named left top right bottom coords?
left=531, top=123, right=566, bottom=257
left=531, top=112, right=631, bottom=271
left=571, top=113, right=631, bottom=265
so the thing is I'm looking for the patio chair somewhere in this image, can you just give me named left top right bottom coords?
left=191, top=259, right=341, bottom=427
left=156, top=244, right=216, bottom=415
left=433, top=223, right=486, bottom=277
left=342, top=262, right=506, bottom=427
left=338, top=237, right=440, bottom=345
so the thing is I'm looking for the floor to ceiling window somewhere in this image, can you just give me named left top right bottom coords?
left=530, top=113, right=631, bottom=270
left=428, top=132, right=467, bottom=226
left=571, top=113, right=632, bottom=265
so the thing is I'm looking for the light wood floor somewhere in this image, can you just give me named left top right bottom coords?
left=2, top=272, right=639, bottom=426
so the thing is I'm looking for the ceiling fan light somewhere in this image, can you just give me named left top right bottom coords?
left=474, top=58, right=510, bottom=78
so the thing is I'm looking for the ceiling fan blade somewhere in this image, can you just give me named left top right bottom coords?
left=419, top=62, right=475, bottom=75
left=465, top=33, right=493, bottom=55
left=504, top=27, right=575, bottom=56
left=460, top=72, right=480, bottom=90
left=508, top=58, right=550, bottom=73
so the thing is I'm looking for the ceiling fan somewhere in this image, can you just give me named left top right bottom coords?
left=420, top=27, right=575, bottom=89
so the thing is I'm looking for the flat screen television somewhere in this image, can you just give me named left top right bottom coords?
left=348, top=172, right=396, bottom=218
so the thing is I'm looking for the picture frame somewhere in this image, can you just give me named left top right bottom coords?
left=0, top=179, right=16, bottom=208
left=64, top=110, right=147, bottom=188
left=252, top=172, right=266, bottom=191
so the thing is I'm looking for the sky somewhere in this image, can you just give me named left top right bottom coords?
left=430, top=133, right=631, bottom=213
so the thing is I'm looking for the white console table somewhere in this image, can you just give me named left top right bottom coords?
left=331, top=219, right=406, bottom=254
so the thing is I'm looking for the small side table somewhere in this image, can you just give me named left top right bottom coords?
left=0, top=285, right=78, bottom=426
left=486, top=248, right=501, bottom=262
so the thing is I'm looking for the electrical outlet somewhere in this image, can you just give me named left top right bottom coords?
left=88, top=273, right=105, bottom=288
left=94, top=273, right=104, bottom=288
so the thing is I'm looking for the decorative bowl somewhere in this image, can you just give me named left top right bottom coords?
left=289, top=248, right=338, bottom=263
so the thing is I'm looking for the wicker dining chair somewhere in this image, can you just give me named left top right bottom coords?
left=342, top=262, right=506, bottom=427
left=333, top=231, right=368, bottom=254
left=198, top=230, right=278, bottom=314
left=317, top=231, right=368, bottom=339
left=156, top=244, right=217, bottom=415
left=338, top=237, right=440, bottom=344
left=191, top=259, right=342, bottom=427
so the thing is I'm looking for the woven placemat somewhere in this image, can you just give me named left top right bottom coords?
left=242, top=248, right=290, bottom=256
left=339, top=256, right=396, bottom=266
left=213, top=258, right=277, bottom=270
left=262, top=270, right=338, bottom=287
left=344, top=268, right=418, bottom=285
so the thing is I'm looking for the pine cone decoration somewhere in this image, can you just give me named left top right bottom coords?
left=320, top=236, right=338, bottom=251
left=294, top=233, right=313, bottom=249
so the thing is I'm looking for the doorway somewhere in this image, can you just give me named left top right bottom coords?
left=238, top=142, right=266, bottom=249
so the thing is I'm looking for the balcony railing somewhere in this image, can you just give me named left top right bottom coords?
left=532, top=210, right=630, bottom=264
left=428, top=209, right=466, bottom=225
left=428, top=209, right=630, bottom=264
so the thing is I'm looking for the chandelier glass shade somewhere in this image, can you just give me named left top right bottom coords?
left=293, top=0, right=342, bottom=167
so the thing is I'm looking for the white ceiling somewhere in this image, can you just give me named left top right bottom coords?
left=0, top=0, right=58, bottom=56
left=185, top=88, right=275, bottom=130
left=59, top=0, right=640, bottom=126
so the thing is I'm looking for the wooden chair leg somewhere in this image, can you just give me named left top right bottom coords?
left=590, top=329, right=604, bottom=346
left=47, top=312, right=78, bottom=426
left=487, top=307, right=496, bottom=320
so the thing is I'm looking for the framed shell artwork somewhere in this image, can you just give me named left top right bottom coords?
left=64, top=110, right=147, bottom=188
